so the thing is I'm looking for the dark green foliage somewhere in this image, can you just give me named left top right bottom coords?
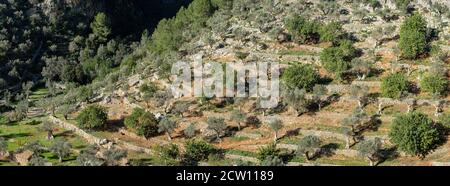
left=285, top=15, right=321, bottom=44
left=156, top=143, right=180, bottom=165
left=282, top=64, right=320, bottom=91
left=76, top=105, right=108, bottom=130
left=438, top=113, right=450, bottom=129
left=381, top=73, right=409, bottom=98
left=151, top=0, right=216, bottom=54
left=184, top=140, right=215, bottom=162
left=320, top=40, right=357, bottom=77
left=124, top=108, right=158, bottom=138
left=420, top=74, right=448, bottom=96
left=389, top=112, right=441, bottom=158
left=394, top=0, right=411, bottom=13
left=260, top=156, right=284, bottom=166
left=399, top=13, right=427, bottom=59
left=319, top=21, right=344, bottom=44
left=257, top=143, right=280, bottom=162
left=90, top=13, right=112, bottom=44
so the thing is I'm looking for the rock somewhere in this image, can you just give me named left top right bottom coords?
left=154, top=113, right=165, bottom=121
left=14, top=150, right=34, bottom=166
left=277, top=33, right=289, bottom=43
left=128, top=74, right=141, bottom=87
left=0, top=151, right=10, bottom=161
left=99, top=138, right=110, bottom=145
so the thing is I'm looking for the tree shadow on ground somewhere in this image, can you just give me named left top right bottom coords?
left=54, top=130, right=75, bottom=138
left=317, top=143, right=339, bottom=158
left=0, top=132, right=32, bottom=139
left=377, top=147, right=399, bottom=165
left=105, top=118, right=125, bottom=132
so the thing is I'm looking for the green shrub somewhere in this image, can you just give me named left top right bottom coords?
left=184, top=140, right=215, bottom=162
left=256, top=143, right=280, bottom=162
left=282, top=64, right=320, bottom=91
left=124, top=108, right=158, bottom=138
left=381, top=73, right=409, bottom=98
left=399, top=13, right=427, bottom=59
left=389, top=112, right=441, bottom=158
left=319, top=21, right=344, bottom=44
left=285, top=15, right=321, bottom=44
left=420, top=74, right=448, bottom=96
left=76, top=105, right=108, bottom=130
left=320, top=40, right=357, bottom=75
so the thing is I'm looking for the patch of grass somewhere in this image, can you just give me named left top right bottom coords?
left=226, top=149, right=257, bottom=157
left=279, top=50, right=317, bottom=56
left=229, top=136, right=250, bottom=142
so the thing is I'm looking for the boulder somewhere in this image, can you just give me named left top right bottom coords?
left=14, top=150, right=34, bottom=166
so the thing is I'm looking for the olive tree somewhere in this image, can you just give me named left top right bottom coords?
left=351, top=58, right=372, bottom=80
left=76, top=145, right=104, bottom=166
left=356, top=138, right=382, bottom=166
left=389, top=112, right=441, bottom=158
left=103, top=147, right=127, bottom=166
left=297, top=135, right=322, bottom=161
left=349, top=85, right=369, bottom=108
left=184, top=123, right=197, bottom=138
left=230, top=109, right=246, bottom=131
left=158, top=117, right=178, bottom=141
left=0, top=137, right=7, bottom=156
left=207, top=117, right=227, bottom=142
left=340, top=108, right=369, bottom=148
left=39, top=120, right=55, bottom=140
left=312, top=84, right=328, bottom=111
left=50, top=139, right=72, bottom=163
left=267, top=117, right=283, bottom=143
left=283, top=88, right=311, bottom=116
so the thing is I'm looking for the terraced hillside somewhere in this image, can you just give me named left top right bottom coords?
left=1, top=0, right=450, bottom=166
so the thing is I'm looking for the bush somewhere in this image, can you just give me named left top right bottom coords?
left=156, top=144, right=180, bottom=161
left=285, top=15, right=321, bottom=44
left=399, top=13, right=427, bottom=59
left=124, top=108, right=158, bottom=138
left=438, top=113, right=450, bottom=129
left=319, top=21, right=344, bottom=44
left=282, top=64, right=320, bottom=91
left=184, top=140, right=215, bottom=162
left=256, top=143, right=280, bottom=162
left=420, top=74, right=448, bottom=96
left=389, top=112, right=441, bottom=158
left=76, top=105, right=108, bottom=130
left=320, top=40, right=357, bottom=76
left=381, top=73, right=409, bottom=98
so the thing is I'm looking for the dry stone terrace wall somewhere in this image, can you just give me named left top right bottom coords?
left=48, top=116, right=154, bottom=155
